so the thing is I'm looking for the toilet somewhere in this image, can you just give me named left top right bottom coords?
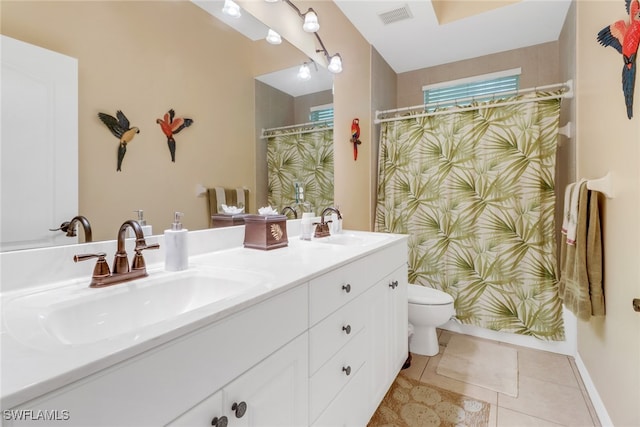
left=408, top=284, right=455, bottom=356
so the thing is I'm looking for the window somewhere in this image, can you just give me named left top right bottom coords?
left=422, top=68, right=521, bottom=110
left=310, top=103, right=334, bottom=123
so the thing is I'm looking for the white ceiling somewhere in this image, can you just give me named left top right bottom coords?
left=334, top=0, right=572, bottom=73
left=194, top=0, right=571, bottom=95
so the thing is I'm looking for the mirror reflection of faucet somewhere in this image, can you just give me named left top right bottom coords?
left=313, top=207, right=342, bottom=238
left=128, top=210, right=152, bottom=238
left=49, top=215, right=93, bottom=242
left=280, top=206, right=298, bottom=219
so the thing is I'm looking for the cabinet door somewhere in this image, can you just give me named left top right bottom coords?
left=366, top=265, right=408, bottom=414
left=167, top=390, right=225, bottom=427
left=389, top=265, right=408, bottom=373
left=223, top=333, right=308, bottom=427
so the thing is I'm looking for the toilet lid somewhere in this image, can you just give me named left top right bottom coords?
left=408, top=285, right=454, bottom=305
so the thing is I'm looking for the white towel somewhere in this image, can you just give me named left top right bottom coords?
left=566, top=180, right=586, bottom=245
left=215, top=187, right=226, bottom=213
left=561, top=182, right=575, bottom=235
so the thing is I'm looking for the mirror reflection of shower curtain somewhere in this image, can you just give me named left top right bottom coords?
left=375, top=91, right=565, bottom=340
left=266, top=126, right=334, bottom=215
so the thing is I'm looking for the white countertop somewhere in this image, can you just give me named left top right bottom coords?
left=0, top=227, right=406, bottom=409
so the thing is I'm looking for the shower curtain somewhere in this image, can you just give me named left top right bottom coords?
left=375, top=92, right=565, bottom=340
left=266, top=125, right=334, bottom=214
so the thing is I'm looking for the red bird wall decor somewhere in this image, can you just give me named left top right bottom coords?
left=156, top=109, right=194, bottom=162
left=97, top=110, right=140, bottom=172
left=597, top=0, right=640, bottom=119
left=350, top=118, right=361, bottom=161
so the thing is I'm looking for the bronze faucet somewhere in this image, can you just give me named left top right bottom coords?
left=50, top=215, right=93, bottom=242
left=314, top=207, right=342, bottom=238
left=74, top=220, right=159, bottom=288
left=280, top=206, right=298, bottom=219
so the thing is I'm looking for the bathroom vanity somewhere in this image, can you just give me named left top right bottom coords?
left=0, top=225, right=408, bottom=426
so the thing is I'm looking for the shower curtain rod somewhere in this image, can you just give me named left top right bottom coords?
left=261, top=120, right=333, bottom=139
left=374, top=80, right=573, bottom=124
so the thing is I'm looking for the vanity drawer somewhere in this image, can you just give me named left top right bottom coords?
left=309, top=328, right=368, bottom=424
left=309, top=290, right=367, bottom=375
left=309, top=243, right=406, bottom=326
left=311, top=361, right=369, bottom=427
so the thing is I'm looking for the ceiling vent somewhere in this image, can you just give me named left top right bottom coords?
left=378, top=4, right=413, bottom=25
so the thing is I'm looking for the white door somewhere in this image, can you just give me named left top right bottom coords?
left=1, top=35, right=78, bottom=251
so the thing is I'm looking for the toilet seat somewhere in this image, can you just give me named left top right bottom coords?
left=408, top=284, right=454, bottom=305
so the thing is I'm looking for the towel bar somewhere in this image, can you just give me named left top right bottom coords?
left=586, top=172, right=614, bottom=199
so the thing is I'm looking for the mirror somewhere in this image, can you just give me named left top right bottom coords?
left=0, top=0, right=332, bottom=250
left=255, top=64, right=334, bottom=215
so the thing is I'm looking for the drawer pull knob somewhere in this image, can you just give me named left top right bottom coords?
left=232, top=401, right=247, bottom=418
left=342, top=324, right=352, bottom=334
left=389, top=280, right=399, bottom=289
left=211, top=416, right=228, bottom=427
left=342, top=284, right=351, bottom=293
left=342, top=365, right=352, bottom=376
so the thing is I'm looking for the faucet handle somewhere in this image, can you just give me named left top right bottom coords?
left=131, top=243, right=160, bottom=270
left=74, top=252, right=110, bottom=279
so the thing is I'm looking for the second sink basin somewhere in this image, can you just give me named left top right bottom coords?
left=315, top=232, right=392, bottom=246
left=3, top=267, right=271, bottom=350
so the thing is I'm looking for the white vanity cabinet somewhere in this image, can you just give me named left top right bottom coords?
left=168, top=333, right=308, bottom=427
left=6, top=285, right=308, bottom=427
left=308, top=240, right=408, bottom=426
left=3, top=233, right=409, bottom=427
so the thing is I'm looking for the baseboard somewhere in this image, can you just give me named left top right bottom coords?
left=575, top=352, right=614, bottom=427
left=439, top=306, right=578, bottom=356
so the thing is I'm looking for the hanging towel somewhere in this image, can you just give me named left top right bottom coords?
left=565, top=179, right=586, bottom=245
left=215, top=187, right=226, bottom=213
left=236, top=187, right=246, bottom=210
left=558, top=182, right=605, bottom=320
left=561, top=182, right=576, bottom=235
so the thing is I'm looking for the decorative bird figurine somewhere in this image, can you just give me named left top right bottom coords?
left=597, top=0, right=640, bottom=119
left=350, top=118, right=361, bottom=161
left=156, top=109, right=193, bottom=162
left=97, top=110, right=140, bottom=171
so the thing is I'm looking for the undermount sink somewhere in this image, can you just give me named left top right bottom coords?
left=315, top=232, right=392, bottom=246
left=3, top=267, right=271, bottom=350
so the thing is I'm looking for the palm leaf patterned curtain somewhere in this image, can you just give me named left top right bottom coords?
left=267, top=126, right=334, bottom=214
left=375, top=92, right=565, bottom=340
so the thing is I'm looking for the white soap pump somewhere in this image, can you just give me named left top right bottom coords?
left=128, top=210, right=153, bottom=237
left=164, top=212, right=188, bottom=271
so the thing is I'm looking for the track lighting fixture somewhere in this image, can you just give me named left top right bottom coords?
left=327, top=54, right=342, bottom=74
left=271, top=0, right=342, bottom=74
left=222, top=0, right=241, bottom=18
left=297, top=63, right=311, bottom=81
left=302, top=9, right=319, bottom=32
left=266, top=29, right=282, bottom=45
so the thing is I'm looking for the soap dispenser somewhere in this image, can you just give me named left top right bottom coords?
left=129, top=210, right=153, bottom=237
left=165, top=212, right=188, bottom=271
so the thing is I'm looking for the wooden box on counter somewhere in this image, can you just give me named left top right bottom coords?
left=211, top=213, right=248, bottom=228
left=243, top=214, right=288, bottom=250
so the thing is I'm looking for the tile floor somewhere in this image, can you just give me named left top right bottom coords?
left=403, top=330, right=601, bottom=427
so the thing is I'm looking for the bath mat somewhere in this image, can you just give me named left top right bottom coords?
left=367, top=373, right=490, bottom=427
left=437, top=334, right=518, bottom=397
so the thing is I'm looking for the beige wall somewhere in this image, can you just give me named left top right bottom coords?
left=575, top=1, right=640, bottom=425
left=397, top=41, right=560, bottom=107
left=1, top=0, right=302, bottom=241
left=370, top=47, right=398, bottom=229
